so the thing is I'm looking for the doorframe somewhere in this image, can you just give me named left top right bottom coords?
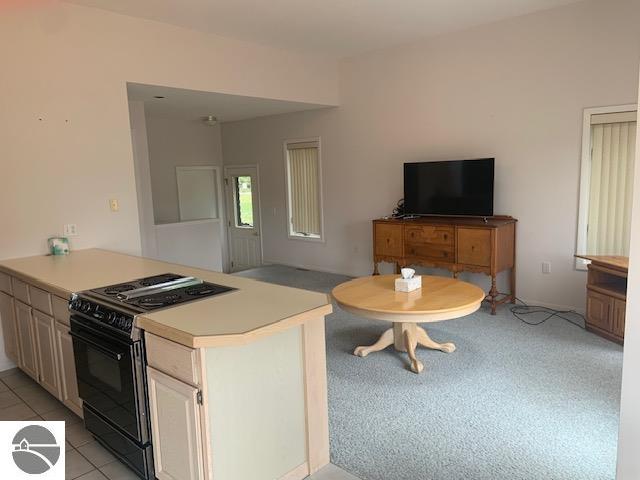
left=223, top=164, right=264, bottom=272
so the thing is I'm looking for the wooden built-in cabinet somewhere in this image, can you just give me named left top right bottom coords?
left=576, top=255, right=628, bottom=344
left=373, top=216, right=517, bottom=314
left=0, top=272, right=82, bottom=417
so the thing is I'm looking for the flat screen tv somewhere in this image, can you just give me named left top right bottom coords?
left=404, top=158, right=494, bottom=216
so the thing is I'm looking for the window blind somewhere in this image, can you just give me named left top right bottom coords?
left=587, top=120, right=637, bottom=255
left=288, top=144, right=320, bottom=236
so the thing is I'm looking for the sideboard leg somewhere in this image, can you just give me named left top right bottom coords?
left=373, top=262, right=380, bottom=276
left=488, top=275, right=498, bottom=315
left=452, top=270, right=459, bottom=279
left=510, top=266, right=517, bottom=304
left=395, top=262, right=401, bottom=275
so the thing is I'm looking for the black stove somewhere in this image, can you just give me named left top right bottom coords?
left=68, top=273, right=236, bottom=480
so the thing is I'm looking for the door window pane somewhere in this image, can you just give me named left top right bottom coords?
left=234, top=176, right=254, bottom=228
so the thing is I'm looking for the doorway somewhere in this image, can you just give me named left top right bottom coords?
left=224, top=165, right=263, bottom=271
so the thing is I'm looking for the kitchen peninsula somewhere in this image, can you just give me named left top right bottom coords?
left=0, top=249, right=332, bottom=480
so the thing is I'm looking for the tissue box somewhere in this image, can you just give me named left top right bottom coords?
left=395, top=275, right=422, bottom=292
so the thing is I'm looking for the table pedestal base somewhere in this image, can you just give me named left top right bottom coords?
left=353, top=323, right=455, bottom=374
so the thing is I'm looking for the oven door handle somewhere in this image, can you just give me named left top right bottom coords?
left=69, top=331, right=124, bottom=361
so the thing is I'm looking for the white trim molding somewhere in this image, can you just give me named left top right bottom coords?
left=575, top=104, right=637, bottom=270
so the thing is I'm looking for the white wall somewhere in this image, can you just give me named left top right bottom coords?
left=0, top=1, right=338, bottom=260
left=0, top=2, right=338, bottom=365
left=146, top=114, right=224, bottom=224
left=221, top=0, right=640, bottom=310
left=616, top=71, right=640, bottom=480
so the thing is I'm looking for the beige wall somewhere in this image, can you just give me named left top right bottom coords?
left=616, top=70, right=640, bottom=480
left=0, top=2, right=339, bottom=260
left=146, top=114, right=224, bottom=224
left=222, top=0, right=640, bottom=310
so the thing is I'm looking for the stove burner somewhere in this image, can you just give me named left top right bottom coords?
left=136, top=293, right=181, bottom=308
left=185, top=285, right=222, bottom=296
left=139, top=274, right=183, bottom=287
left=103, top=284, right=136, bottom=295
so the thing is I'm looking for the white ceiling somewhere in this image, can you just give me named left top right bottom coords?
left=127, top=83, right=331, bottom=122
left=66, top=0, right=582, bottom=58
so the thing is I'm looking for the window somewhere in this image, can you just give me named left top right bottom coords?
left=234, top=175, right=254, bottom=228
left=285, top=139, right=323, bottom=240
left=576, top=105, right=637, bottom=268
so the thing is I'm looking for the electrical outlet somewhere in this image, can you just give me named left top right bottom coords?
left=109, top=199, right=119, bottom=212
left=542, top=261, right=551, bottom=274
left=63, top=224, right=78, bottom=236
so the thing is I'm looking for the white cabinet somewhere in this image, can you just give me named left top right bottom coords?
left=147, top=367, right=205, bottom=480
left=0, top=291, right=20, bottom=364
left=33, top=310, right=60, bottom=398
left=15, top=300, right=38, bottom=380
left=55, top=321, right=82, bottom=416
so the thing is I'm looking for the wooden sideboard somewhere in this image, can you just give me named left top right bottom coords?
left=373, top=216, right=517, bottom=314
left=575, top=255, right=627, bottom=344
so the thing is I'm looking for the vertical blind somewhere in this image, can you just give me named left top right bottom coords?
left=287, top=142, right=321, bottom=237
left=587, top=113, right=636, bottom=255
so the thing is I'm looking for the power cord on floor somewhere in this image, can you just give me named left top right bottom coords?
left=510, top=297, right=585, bottom=329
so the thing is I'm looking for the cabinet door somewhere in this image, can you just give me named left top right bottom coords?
left=0, top=292, right=20, bottom=364
left=147, top=367, right=204, bottom=480
left=33, top=310, right=60, bottom=398
left=55, top=322, right=82, bottom=416
left=586, top=291, right=613, bottom=332
left=374, top=223, right=403, bottom=258
left=612, top=299, right=626, bottom=338
left=456, top=228, right=492, bottom=267
left=15, top=301, right=38, bottom=380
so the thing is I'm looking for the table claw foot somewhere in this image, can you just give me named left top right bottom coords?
left=353, top=346, right=369, bottom=357
left=353, top=328, right=394, bottom=358
left=439, top=342, right=456, bottom=353
left=410, top=359, right=424, bottom=374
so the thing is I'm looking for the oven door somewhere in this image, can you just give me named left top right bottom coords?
left=70, top=317, right=148, bottom=444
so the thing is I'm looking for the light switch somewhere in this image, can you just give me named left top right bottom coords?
left=63, top=224, right=78, bottom=236
left=109, top=199, right=119, bottom=212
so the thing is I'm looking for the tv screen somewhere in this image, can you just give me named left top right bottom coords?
left=404, top=158, right=494, bottom=216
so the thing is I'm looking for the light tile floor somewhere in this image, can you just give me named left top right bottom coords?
left=0, top=367, right=360, bottom=480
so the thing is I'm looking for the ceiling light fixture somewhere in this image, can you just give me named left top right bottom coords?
left=203, top=115, right=218, bottom=126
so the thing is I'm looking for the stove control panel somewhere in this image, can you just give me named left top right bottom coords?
left=70, top=298, right=134, bottom=334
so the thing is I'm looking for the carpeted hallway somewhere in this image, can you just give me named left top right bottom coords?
left=236, top=265, right=624, bottom=480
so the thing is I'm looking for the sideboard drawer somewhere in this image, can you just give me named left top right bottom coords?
left=12, top=278, right=30, bottom=304
left=374, top=223, right=403, bottom=258
left=405, top=226, right=453, bottom=246
left=405, top=244, right=454, bottom=262
left=0, top=272, right=11, bottom=295
left=457, top=228, right=492, bottom=267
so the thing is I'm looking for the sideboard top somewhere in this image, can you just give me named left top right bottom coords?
left=374, top=215, right=517, bottom=228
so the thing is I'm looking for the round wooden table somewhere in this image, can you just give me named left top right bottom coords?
left=332, top=275, right=485, bottom=373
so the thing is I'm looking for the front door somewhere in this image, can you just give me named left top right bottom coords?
left=224, top=166, right=263, bottom=272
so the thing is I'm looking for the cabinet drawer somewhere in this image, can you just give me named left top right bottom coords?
left=374, top=223, right=403, bottom=258
left=586, top=290, right=613, bottom=332
left=30, top=287, right=53, bottom=315
left=52, top=296, right=70, bottom=327
left=0, top=272, right=11, bottom=295
left=12, top=278, right=30, bottom=304
left=457, top=228, right=492, bottom=267
left=405, top=243, right=454, bottom=262
left=405, top=226, right=453, bottom=246
left=146, top=333, right=201, bottom=386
